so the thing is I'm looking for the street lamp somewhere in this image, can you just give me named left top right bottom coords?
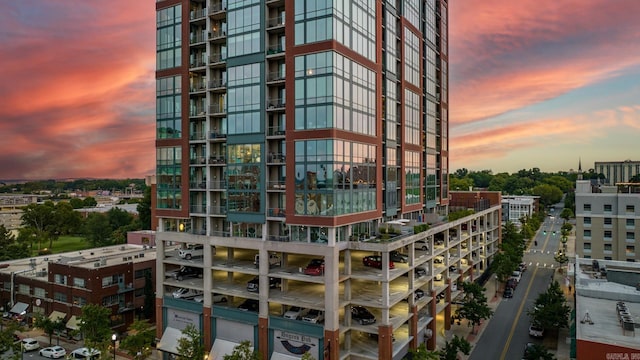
left=111, top=333, right=117, bottom=360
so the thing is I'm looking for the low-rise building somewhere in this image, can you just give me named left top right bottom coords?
left=501, top=195, right=540, bottom=225
left=0, top=244, right=156, bottom=335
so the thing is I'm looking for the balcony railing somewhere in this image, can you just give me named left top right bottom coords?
left=209, top=206, right=227, bottom=215
left=267, top=152, right=285, bottom=163
left=209, top=180, right=228, bottom=189
left=210, top=52, right=227, bottom=64
left=189, top=132, right=206, bottom=141
left=190, top=205, right=207, bottom=213
left=190, top=32, right=207, bottom=44
left=267, top=98, right=285, bottom=109
left=267, top=72, right=285, bottom=82
left=190, top=80, right=207, bottom=92
left=209, top=104, right=226, bottom=114
left=190, top=156, right=207, bottom=165
left=209, top=2, right=226, bottom=14
left=209, top=79, right=226, bottom=89
left=190, top=56, right=207, bottom=68
left=189, top=182, right=207, bottom=189
left=267, top=16, right=285, bottom=28
left=208, top=155, right=226, bottom=164
left=190, top=107, right=207, bottom=117
left=209, top=29, right=226, bottom=40
left=267, top=127, right=285, bottom=136
left=267, top=44, right=284, bottom=55
left=267, top=181, right=286, bottom=190
left=190, top=8, right=207, bottom=20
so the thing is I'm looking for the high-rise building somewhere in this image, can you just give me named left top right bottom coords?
left=153, top=1, right=500, bottom=359
left=575, top=180, right=640, bottom=261
left=594, top=160, right=640, bottom=185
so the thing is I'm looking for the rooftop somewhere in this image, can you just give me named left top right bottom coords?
left=574, top=256, right=640, bottom=350
left=0, top=244, right=157, bottom=278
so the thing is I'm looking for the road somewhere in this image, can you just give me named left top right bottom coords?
left=470, top=209, right=565, bottom=360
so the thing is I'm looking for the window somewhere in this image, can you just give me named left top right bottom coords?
left=627, top=219, right=635, bottom=227
left=627, top=232, right=635, bottom=241
left=73, top=296, right=87, bottom=306
left=54, top=292, right=67, bottom=303
left=18, top=284, right=30, bottom=295
left=135, top=268, right=152, bottom=279
left=102, top=294, right=122, bottom=307
left=102, top=275, right=118, bottom=288
left=604, top=218, right=612, bottom=225
left=626, top=245, right=635, bottom=256
left=33, top=287, right=45, bottom=298
left=135, top=288, right=145, bottom=298
left=627, top=205, right=635, bottom=213
left=604, top=244, right=612, bottom=252
left=73, top=277, right=86, bottom=288
left=584, top=217, right=591, bottom=225
left=604, top=204, right=612, bottom=212
left=583, top=243, right=591, bottom=251
left=584, top=230, right=591, bottom=237
left=604, top=230, right=612, bottom=239
left=54, top=274, right=67, bottom=285
left=583, top=204, right=591, bottom=211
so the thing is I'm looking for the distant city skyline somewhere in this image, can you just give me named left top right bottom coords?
left=1, top=0, right=639, bottom=179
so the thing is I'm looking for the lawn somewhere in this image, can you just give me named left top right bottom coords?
left=31, top=235, right=91, bottom=256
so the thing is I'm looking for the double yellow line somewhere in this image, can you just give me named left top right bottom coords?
left=499, top=266, right=539, bottom=360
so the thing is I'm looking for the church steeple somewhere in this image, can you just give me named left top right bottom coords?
left=578, top=157, right=583, bottom=180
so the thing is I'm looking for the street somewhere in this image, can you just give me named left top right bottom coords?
left=470, top=210, right=565, bottom=360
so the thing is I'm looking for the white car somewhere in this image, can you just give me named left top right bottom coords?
left=283, top=306, right=309, bottom=320
left=528, top=323, right=544, bottom=338
left=21, top=338, right=40, bottom=352
left=178, top=244, right=205, bottom=260
left=302, top=309, right=325, bottom=324
left=172, top=287, right=201, bottom=299
left=193, top=293, right=228, bottom=304
left=511, top=270, right=522, bottom=283
left=69, top=347, right=101, bottom=359
left=39, top=346, right=66, bottom=359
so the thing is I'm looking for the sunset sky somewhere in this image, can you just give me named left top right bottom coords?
left=1, top=0, right=639, bottom=180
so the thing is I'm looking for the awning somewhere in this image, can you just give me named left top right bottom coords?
left=9, top=302, right=28, bottom=315
left=270, top=353, right=302, bottom=360
left=158, top=327, right=187, bottom=355
left=49, top=311, right=66, bottom=322
left=66, top=316, right=80, bottom=330
left=210, top=339, right=243, bottom=360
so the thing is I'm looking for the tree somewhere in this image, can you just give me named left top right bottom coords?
left=33, top=314, right=66, bottom=346
left=177, top=324, right=205, bottom=360
left=119, top=319, right=156, bottom=360
left=449, top=177, right=474, bottom=191
left=79, top=304, right=113, bottom=355
left=21, top=201, right=55, bottom=250
left=223, top=340, right=260, bottom=360
left=83, top=212, right=112, bottom=247
left=406, top=343, right=440, bottom=360
left=559, top=208, right=574, bottom=222
left=0, top=321, right=23, bottom=356
left=456, top=282, right=493, bottom=334
left=531, top=184, right=563, bottom=207
left=439, top=335, right=471, bottom=360
left=528, top=281, right=571, bottom=333
left=69, top=197, right=84, bottom=209
left=137, top=187, right=152, bottom=230
left=490, top=252, right=515, bottom=283
left=83, top=196, right=98, bottom=207
left=523, top=343, right=556, bottom=360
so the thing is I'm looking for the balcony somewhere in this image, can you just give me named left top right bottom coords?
left=190, top=107, right=207, bottom=117
left=267, top=181, right=286, bottom=190
left=267, top=152, right=285, bottom=163
left=208, top=155, right=227, bottom=164
left=209, top=78, right=226, bottom=91
left=267, top=127, right=286, bottom=137
left=190, top=8, right=207, bottom=22
left=209, top=131, right=227, bottom=141
left=210, top=52, right=227, bottom=66
left=190, top=32, right=207, bottom=45
left=209, top=29, right=227, bottom=42
left=209, top=180, right=228, bottom=189
left=266, top=98, right=285, bottom=111
left=189, top=182, right=207, bottom=190
left=190, top=57, right=207, bottom=68
left=190, top=156, right=207, bottom=165
left=266, top=16, right=285, bottom=30
left=190, top=205, right=207, bottom=214
left=209, top=206, right=227, bottom=215
left=209, top=104, right=226, bottom=116
left=266, top=44, right=284, bottom=57
left=189, top=132, right=206, bottom=141
left=266, top=71, right=285, bottom=84
left=190, top=80, right=207, bottom=93
left=209, top=2, right=227, bottom=19
left=267, top=208, right=286, bottom=217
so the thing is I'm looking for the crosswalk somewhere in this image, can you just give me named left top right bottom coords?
left=527, top=249, right=554, bottom=254
left=521, top=261, right=555, bottom=268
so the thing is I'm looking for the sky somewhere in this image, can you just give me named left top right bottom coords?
left=0, top=0, right=639, bottom=180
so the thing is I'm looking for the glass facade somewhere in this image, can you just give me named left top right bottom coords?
left=227, top=63, right=262, bottom=134
left=294, top=139, right=376, bottom=216
left=227, top=144, right=262, bottom=213
left=294, top=51, right=376, bottom=135
left=405, top=150, right=420, bottom=204
left=156, top=146, right=182, bottom=209
left=228, top=2, right=260, bottom=57
left=156, top=76, right=182, bottom=139
left=156, top=5, right=182, bottom=70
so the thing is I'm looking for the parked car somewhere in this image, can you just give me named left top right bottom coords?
left=519, top=262, right=528, bottom=272
left=415, top=267, right=427, bottom=278
left=247, top=276, right=281, bottom=292
left=506, top=278, right=518, bottom=290
left=511, top=270, right=522, bottom=283
left=404, top=288, right=426, bottom=302
left=503, top=287, right=514, bottom=298
left=434, top=255, right=445, bottom=264
left=39, top=346, right=66, bottom=359
left=434, top=273, right=443, bottom=281
left=193, top=293, right=228, bottom=304
left=178, top=244, right=205, bottom=260
left=304, top=259, right=325, bottom=276
left=390, top=250, right=409, bottom=263
left=172, top=287, right=201, bottom=299
left=362, top=255, right=395, bottom=269
left=302, top=309, right=325, bottom=324
left=523, top=343, right=536, bottom=358
left=351, top=305, right=376, bottom=325
left=21, top=338, right=39, bottom=352
left=449, top=265, right=458, bottom=272
left=414, top=240, right=429, bottom=251
left=174, top=266, right=203, bottom=280
left=283, top=306, right=309, bottom=320
left=237, top=299, right=259, bottom=312
left=68, top=348, right=101, bottom=360
left=254, top=253, right=282, bottom=268
left=528, top=323, right=544, bottom=338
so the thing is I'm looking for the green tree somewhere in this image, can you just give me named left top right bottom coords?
left=79, top=304, right=113, bottom=355
left=456, top=282, right=493, bottom=334
left=490, top=252, right=515, bottom=283
left=83, top=196, right=98, bottom=207
left=439, top=335, right=471, bottom=360
left=33, top=314, right=66, bottom=346
left=0, top=321, right=23, bottom=356
left=528, top=281, right=571, bottom=333
left=560, top=208, right=574, bottom=222
left=407, top=343, right=440, bottom=360
left=531, top=184, right=563, bottom=207
left=137, top=187, right=152, bottom=230
left=523, top=343, right=556, bottom=360
left=468, top=170, right=493, bottom=188
left=21, top=201, right=55, bottom=250
left=119, top=319, right=156, bottom=360
left=107, top=207, right=134, bottom=231
left=449, top=177, right=474, bottom=191
left=223, top=340, right=260, bottom=360
left=69, top=197, right=84, bottom=209
left=83, top=212, right=112, bottom=247
left=487, top=172, right=509, bottom=192
left=177, top=324, right=205, bottom=360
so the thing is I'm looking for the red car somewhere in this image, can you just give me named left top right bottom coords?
left=363, top=255, right=395, bottom=269
left=304, top=259, right=325, bottom=276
